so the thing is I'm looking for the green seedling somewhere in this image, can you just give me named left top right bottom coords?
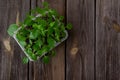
left=7, top=2, right=72, bottom=64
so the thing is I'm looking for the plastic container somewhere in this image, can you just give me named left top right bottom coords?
left=13, top=27, right=68, bottom=61
left=12, top=13, right=68, bottom=61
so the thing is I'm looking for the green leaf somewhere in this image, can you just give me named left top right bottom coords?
left=66, top=23, right=72, bottom=30
left=61, top=31, right=66, bottom=38
left=39, top=28, right=46, bottom=36
left=53, top=20, right=59, bottom=27
left=49, top=9, right=58, bottom=17
left=50, top=50, right=56, bottom=57
left=22, top=57, right=29, bottom=64
left=20, top=28, right=29, bottom=36
left=35, top=7, right=42, bottom=13
left=60, top=23, right=65, bottom=31
left=26, top=48, right=37, bottom=60
left=36, top=50, right=43, bottom=56
left=7, top=24, right=18, bottom=36
left=59, top=16, right=64, bottom=21
left=31, top=54, right=37, bottom=60
left=29, top=30, right=39, bottom=39
left=16, top=33, right=27, bottom=47
left=47, top=37, right=56, bottom=47
left=38, top=9, right=47, bottom=15
left=42, top=56, right=50, bottom=64
left=19, top=41, right=26, bottom=47
left=16, top=33, right=26, bottom=41
left=33, top=24, right=38, bottom=28
left=50, top=22, right=55, bottom=27
left=36, top=25, right=42, bottom=30
left=54, top=29, right=60, bottom=41
left=47, top=27, right=54, bottom=36
left=32, top=39, right=43, bottom=52
left=36, top=45, right=50, bottom=56
left=29, top=39, right=32, bottom=45
left=32, top=43, right=39, bottom=52
left=24, top=15, right=34, bottom=26
left=36, top=39, right=43, bottom=47
left=30, top=7, right=42, bottom=15
left=35, top=18, right=47, bottom=26
left=26, top=48, right=32, bottom=53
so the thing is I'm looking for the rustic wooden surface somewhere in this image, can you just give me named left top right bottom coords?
left=0, top=0, right=30, bottom=80
left=96, top=0, right=120, bottom=80
left=0, top=0, right=120, bottom=80
left=66, top=0, right=95, bottom=80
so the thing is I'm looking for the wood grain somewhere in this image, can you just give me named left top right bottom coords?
left=96, top=0, right=120, bottom=80
left=29, top=0, right=65, bottom=80
left=0, top=0, right=30, bottom=80
left=66, top=0, right=95, bottom=80
left=1, top=0, right=120, bottom=79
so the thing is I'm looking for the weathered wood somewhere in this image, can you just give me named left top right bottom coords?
left=66, top=0, right=95, bottom=80
left=29, top=0, right=65, bottom=80
left=31, top=0, right=37, bottom=9
left=96, top=0, right=120, bottom=80
left=1, top=0, right=120, bottom=79
left=0, top=0, right=30, bottom=80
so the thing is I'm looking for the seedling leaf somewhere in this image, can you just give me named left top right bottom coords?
left=47, top=37, right=56, bottom=47
left=50, top=50, right=56, bottom=57
left=66, top=23, right=72, bottom=30
left=42, top=56, right=50, bottom=64
left=7, top=24, right=18, bottom=36
left=22, top=57, right=29, bottom=64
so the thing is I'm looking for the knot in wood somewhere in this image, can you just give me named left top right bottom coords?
left=71, top=47, right=78, bottom=55
left=3, top=39, right=11, bottom=52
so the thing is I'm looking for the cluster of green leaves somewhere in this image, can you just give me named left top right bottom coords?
left=7, top=2, right=72, bottom=64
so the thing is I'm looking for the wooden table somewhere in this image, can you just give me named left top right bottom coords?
left=0, top=0, right=120, bottom=80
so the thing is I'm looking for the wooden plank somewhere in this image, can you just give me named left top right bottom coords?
left=29, top=0, right=65, bottom=80
left=96, top=0, right=120, bottom=80
left=31, top=0, right=37, bottom=9
left=0, top=0, right=30, bottom=80
left=66, top=0, right=95, bottom=80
